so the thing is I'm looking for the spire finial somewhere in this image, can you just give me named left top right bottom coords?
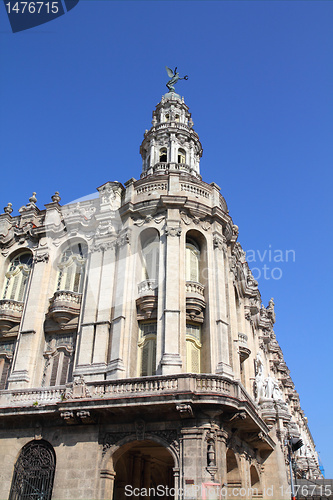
left=51, top=191, right=61, bottom=203
left=29, top=192, right=37, bottom=204
left=4, top=202, right=13, bottom=214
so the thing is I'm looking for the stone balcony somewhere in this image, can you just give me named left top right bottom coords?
left=0, top=373, right=274, bottom=452
left=0, top=299, right=24, bottom=333
left=136, top=279, right=158, bottom=320
left=47, top=290, right=82, bottom=325
left=185, top=281, right=206, bottom=321
left=238, top=333, right=251, bottom=361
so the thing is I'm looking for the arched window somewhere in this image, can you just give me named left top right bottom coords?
left=56, top=242, right=87, bottom=293
left=138, top=322, right=156, bottom=376
left=2, top=253, right=32, bottom=302
left=250, top=465, right=262, bottom=497
left=186, top=323, right=201, bottom=373
left=226, top=449, right=241, bottom=496
left=9, top=440, right=56, bottom=500
left=141, top=234, right=159, bottom=283
left=186, top=240, right=200, bottom=282
left=159, top=148, right=167, bottom=163
left=178, top=148, right=186, bottom=164
left=175, top=114, right=180, bottom=123
left=42, top=334, right=75, bottom=387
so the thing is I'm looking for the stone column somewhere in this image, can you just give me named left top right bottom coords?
left=92, top=246, right=116, bottom=368
left=212, top=233, right=233, bottom=377
left=150, top=139, right=156, bottom=166
left=8, top=252, right=50, bottom=389
left=160, top=217, right=182, bottom=375
left=170, top=133, right=176, bottom=163
left=132, top=453, right=142, bottom=489
left=76, top=249, right=103, bottom=371
left=107, top=232, right=132, bottom=379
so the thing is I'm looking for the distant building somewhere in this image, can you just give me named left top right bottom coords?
left=0, top=91, right=321, bottom=500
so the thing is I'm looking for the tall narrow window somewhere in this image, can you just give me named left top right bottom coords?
left=2, top=253, right=32, bottom=302
left=9, top=440, right=56, bottom=500
left=159, top=148, right=167, bottom=163
left=138, top=322, right=156, bottom=376
left=178, top=148, right=186, bottom=164
left=186, top=323, right=201, bottom=373
left=42, top=334, right=75, bottom=386
left=186, top=240, right=200, bottom=282
left=142, top=235, right=159, bottom=282
left=56, top=243, right=87, bottom=293
left=0, top=340, right=15, bottom=390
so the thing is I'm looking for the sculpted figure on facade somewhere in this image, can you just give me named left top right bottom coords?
left=264, top=374, right=283, bottom=401
left=254, top=352, right=265, bottom=401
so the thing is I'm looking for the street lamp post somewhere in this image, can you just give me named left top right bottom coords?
left=287, top=437, right=303, bottom=500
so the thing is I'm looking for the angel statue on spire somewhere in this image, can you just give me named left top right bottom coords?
left=165, top=66, right=189, bottom=93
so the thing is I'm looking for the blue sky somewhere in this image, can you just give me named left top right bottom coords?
left=1, top=0, right=333, bottom=477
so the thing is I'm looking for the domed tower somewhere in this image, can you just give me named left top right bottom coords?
left=140, top=91, right=203, bottom=179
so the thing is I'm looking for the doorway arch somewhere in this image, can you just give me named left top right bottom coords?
left=102, top=439, right=176, bottom=500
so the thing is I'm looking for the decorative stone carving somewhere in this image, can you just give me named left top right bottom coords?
left=33, top=252, right=49, bottom=263
left=116, top=232, right=130, bottom=247
left=19, top=193, right=38, bottom=213
left=213, top=235, right=227, bottom=251
left=65, top=376, right=91, bottom=400
left=102, top=432, right=132, bottom=456
left=176, top=403, right=193, bottom=418
left=165, top=226, right=181, bottom=237
left=3, top=203, right=13, bottom=215
left=132, top=213, right=165, bottom=226
left=51, top=192, right=61, bottom=203
left=135, top=419, right=146, bottom=440
left=151, top=429, right=179, bottom=452
left=90, top=240, right=115, bottom=253
left=180, top=210, right=211, bottom=231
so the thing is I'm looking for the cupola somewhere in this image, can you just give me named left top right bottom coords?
left=140, top=92, right=203, bottom=179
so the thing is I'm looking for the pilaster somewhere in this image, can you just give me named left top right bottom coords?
left=107, top=231, right=132, bottom=379
left=160, top=219, right=182, bottom=375
left=213, top=233, right=233, bottom=377
left=8, top=252, right=50, bottom=388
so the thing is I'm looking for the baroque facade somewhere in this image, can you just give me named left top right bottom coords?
left=0, top=91, right=321, bottom=500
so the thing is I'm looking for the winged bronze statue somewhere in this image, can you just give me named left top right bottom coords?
left=165, top=66, right=188, bottom=93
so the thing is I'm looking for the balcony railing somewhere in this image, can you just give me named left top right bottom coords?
left=185, top=281, right=205, bottom=321
left=0, top=299, right=24, bottom=332
left=185, top=281, right=205, bottom=296
left=48, top=290, right=82, bottom=325
left=0, top=374, right=247, bottom=408
left=138, top=279, right=158, bottom=296
left=238, top=333, right=251, bottom=361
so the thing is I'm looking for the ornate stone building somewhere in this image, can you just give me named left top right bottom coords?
left=0, top=90, right=321, bottom=500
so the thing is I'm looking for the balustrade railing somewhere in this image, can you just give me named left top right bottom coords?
left=185, top=281, right=205, bottom=296
left=0, top=374, right=255, bottom=409
left=138, top=279, right=158, bottom=295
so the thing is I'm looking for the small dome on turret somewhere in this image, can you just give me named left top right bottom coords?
left=140, top=93, right=203, bottom=180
